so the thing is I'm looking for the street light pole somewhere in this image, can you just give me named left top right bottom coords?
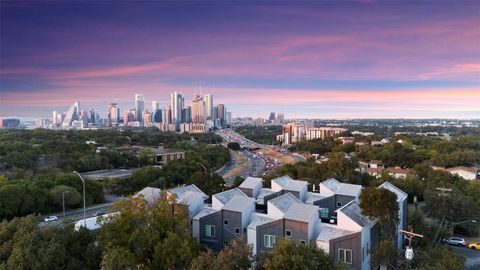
left=62, top=190, right=70, bottom=218
left=197, top=162, right=207, bottom=173
left=73, top=171, right=86, bottom=227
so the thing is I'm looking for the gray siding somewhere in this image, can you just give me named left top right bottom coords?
left=281, top=190, right=300, bottom=200
left=199, top=211, right=223, bottom=251
left=284, top=219, right=309, bottom=243
left=256, top=219, right=284, bottom=254
left=222, top=210, right=243, bottom=245
left=314, top=196, right=335, bottom=218
left=263, top=191, right=282, bottom=206
left=335, top=195, right=356, bottom=210
left=330, top=232, right=362, bottom=270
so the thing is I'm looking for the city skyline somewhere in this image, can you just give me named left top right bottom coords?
left=1, top=1, right=480, bottom=119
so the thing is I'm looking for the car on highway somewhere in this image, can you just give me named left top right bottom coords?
left=44, top=216, right=58, bottom=222
left=445, top=237, right=467, bottom=247
left=468, top=242, right=480, bottom=250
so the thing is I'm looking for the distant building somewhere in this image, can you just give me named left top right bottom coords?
left=135, top=94, right=144, bottom=122
left=432, top=166, right=479, bottom=181
left=108, top=103, right=120, bottom=126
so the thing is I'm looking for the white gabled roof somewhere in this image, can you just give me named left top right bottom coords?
left=239, top=177, right=263, bottom=189
left=176, top=191, right=204, bottom=206
left=305, top=192, right=327, bottom=204
left=268, top=193, right=302, bottom=213
left=283, top=203, right=319, bottom=223
left=134, top=187, right=162, bottom=204
left=192, top=206, right=219, bottom=220
left=222, top=195, right=255, bottom=212
left=247, top=213, right=277, bottom=229
left=316, top=226, right=356, bottom=242
left=168, top=184, right=208, bottom=200
left=272, top=175, right=294, bottom=186
left=256, top=188, right=275, bottom=205
left=213, top=188, right=247, bottom=205
left=322, top=178, right=341, bottom=192
left=379, top=181, right=407, bottom=201
left=338, top=201, right=375, bottom=227
left=336, top=183, right=362, bottom=197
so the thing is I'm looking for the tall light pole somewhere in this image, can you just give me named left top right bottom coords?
left=73, top=171, right=86, bottom=226
left=62, top=190, right=70, bottom=218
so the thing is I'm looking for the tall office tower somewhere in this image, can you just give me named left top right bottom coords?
left=277, top=113, right=285, bottom=124
left=152, top=101, right=159, bottom=112
left=153, top=110, right=162, bottom=123
left=225, top=111, right=232, bottom=125
left=170, top=92, right=184, bottom=125
left=108, top=103, right=120, bottom=126
left=204, top=94, right=213, bottom=120
left=216, top=104, right=226, bottom=127
left=134, top=94, right=144, bottom=122
left=182, top=106, right=192, bottom=123
left=162, top=105, right=172, bottom=125
left=269, top=112, right=276, bottom=122
left=52, top=111, right=59, bottom=125
left=62, top=101, right=80, bottom=127
left=192, top=95, right=205, bottom=124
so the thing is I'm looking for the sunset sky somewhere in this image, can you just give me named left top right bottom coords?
left=1, top=1, right=479, bottom=119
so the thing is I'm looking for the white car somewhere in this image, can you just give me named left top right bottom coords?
left=446, top=237, right=467, bottom=247
left=44, top=216, right=58, bottom=222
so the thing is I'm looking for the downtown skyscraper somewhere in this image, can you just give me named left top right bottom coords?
left=204, top=94, right=213, bottom=120
left=170, top=92, right=184, bottom=126
left=134, top=94, right=144, bottom=122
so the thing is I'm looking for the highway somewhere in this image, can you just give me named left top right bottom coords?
left=216, top=129, right=303, bottom=185
left=39, top=196, right=125, bottom=227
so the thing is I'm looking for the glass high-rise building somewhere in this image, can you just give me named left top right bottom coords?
left=135, top=94, right=144, bottom=122
left=204, top=94, right=213, bottom=120
left=170, top=92, right=184, bottom=126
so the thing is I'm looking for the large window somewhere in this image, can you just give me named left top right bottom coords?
left=264, top=235, right=276, bottom=248
left=205, top=225, right=215, bottom=237
left=285, top=230, right=292, bottom=237
left=338, top=248, right=352, bottom=264
left=319, top=208, right=329, bottom=219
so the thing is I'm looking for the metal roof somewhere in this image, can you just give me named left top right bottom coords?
left=272, top=175, right=307, bottom=192
left=268, top=193, right=302, bottom=213
left=316, top=226, right=356, bottom=242
left=192, top=206, right=219, bottom=220
left=379, top=181, right=407, bottom=201
left=305, top=192, right=327, bottom=204
left=338, top=201, right=375, bottom=227
left=168, top=184, right=208, bottom=200
left=213, top=188, right=247, bottom=205
left=177, top=191, right=205, bottom=206
left=272, top=175, right=294, bottom=186
left=239, top=177, right=263, bottom=189
left=247, top=214, right=276, bottom=229
left=322, top=178, right=340, bottom=192
left=336, top=183, right=362, bottom=197
left=133, top=187, right=162, bottom=204
left=283, top=203, right=319, bottom=223
left=222, top=195, right=255, bottom=212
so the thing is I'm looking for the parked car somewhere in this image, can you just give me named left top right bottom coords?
left=44, top=216, right=58, bottom=222
left=445, top=237, right=467, bottom=247
left=468, top=242, right=480, bottom=250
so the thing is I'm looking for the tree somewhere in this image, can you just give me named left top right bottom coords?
left=261, top=239, right=336, bottom=270
left=98, top=195, right=199, bottom=269
left=0, top=215, right=101, bottom=270
left=359, top=187, right=399, bottom=241
left=138, top=148, right=155, bottom=166
left=49, top=185, right=82, bottom=209
left=370, top=240, right=398, bottom=268
left=187, top=172, right=226, bottom=196
left=227, top=142, right=241, bottom=151
left=190, top=239, right=252, bottom=270
left=416, top=245, right=465, bottom=270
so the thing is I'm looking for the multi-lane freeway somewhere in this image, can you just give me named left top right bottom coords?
left=216, top=129, right=304, bottom=185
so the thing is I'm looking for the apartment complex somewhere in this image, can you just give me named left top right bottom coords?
left=134, top=176, right=407, bottom=270
left=279, top=124, right=348, bottom=145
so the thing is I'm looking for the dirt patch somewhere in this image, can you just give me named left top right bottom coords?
left=260, top=147, right=296, bottom=164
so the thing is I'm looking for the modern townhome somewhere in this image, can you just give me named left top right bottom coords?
left=379, top=181, right=408, bottom=251
left=131, top=176, right=407, bottom=270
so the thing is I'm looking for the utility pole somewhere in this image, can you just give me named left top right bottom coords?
left=400, top=229, right=424, bottom=270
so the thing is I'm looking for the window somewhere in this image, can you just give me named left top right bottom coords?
left=224, top=219, right=229, bottom=225
left=264, top=235, right=276, bottom=248
left=300, top=240, right=306, bottom=244
left=337, top=202, right=342, bottom=207
left=205, top=225, right=215, bottom=237
left=319, top=208, right=329, bottom=219
left=235, top=228, right=240, bottom=234
left=338, top=249, right=352, bottom=264
left=285, top=230, right=292, bottom=237
left=224, top=241, right=229, bottom=246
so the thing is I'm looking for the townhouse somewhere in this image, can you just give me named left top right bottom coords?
left=133, top=176, right=407, bottom=270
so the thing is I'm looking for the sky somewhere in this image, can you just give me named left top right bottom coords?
left=1, top=1, right=479, bottom=119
